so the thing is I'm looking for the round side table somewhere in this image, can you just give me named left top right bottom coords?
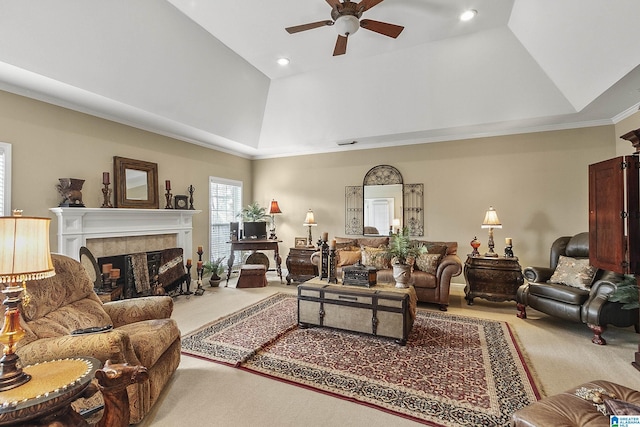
left=0, top=357, right=100, bottom=426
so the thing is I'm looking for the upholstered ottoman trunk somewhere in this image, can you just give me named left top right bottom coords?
left=297, top=279, right=417, bottom=344
left=236, top=264, right=267, bottom=288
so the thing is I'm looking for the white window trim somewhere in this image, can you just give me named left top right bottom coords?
left=0, top=142, right=11, bottom=216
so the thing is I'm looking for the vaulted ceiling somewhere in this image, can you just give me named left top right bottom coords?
left=1, top=0, right=639, bottom=158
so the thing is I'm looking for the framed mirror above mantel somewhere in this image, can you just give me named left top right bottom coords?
left=114, top=156, right=159, bottom=209
left=345, top=165, right=424, bottom=236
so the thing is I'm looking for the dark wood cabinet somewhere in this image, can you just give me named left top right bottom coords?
left=588, top=155, right=640, bottom=274
left=286, top=247, right=318, bottom=285
left=463, top=255, right=524, bottom=305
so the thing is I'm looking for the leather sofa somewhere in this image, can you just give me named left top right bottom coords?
left=516, top=232, right=639, bottom=345
left=512, top=380, right=640, bottom=426
left=13, top=254, right=181, bottom=424
left=312, top=236, right=462, bottom=311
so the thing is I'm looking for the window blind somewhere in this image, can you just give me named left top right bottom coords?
left=209, top=177, right=242, bottom=263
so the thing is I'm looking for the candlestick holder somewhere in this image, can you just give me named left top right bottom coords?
left=101, top=273, right=112, bottom=292
left=101, top=183, right=113, bottom=208
left=194, top=247, right=205, bottom=296
left=165, top=190, right=173, bottom=209
left=504, top=244, right=514, bottom=258
left=320, top=240, right=329, bottom=279
left=328, top=247, right=337, bottom=284
left=184, top=264, right=192, bottom=295
left=188, top=185, right=195, bottom=210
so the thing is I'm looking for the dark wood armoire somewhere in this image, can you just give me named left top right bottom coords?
left=589, top=128, right=640, bottom=367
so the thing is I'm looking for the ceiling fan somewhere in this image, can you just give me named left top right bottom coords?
left=285, top=0, right=404, bottom=56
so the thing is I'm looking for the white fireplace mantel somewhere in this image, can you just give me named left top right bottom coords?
left=50, top=207, right=201, bottom=261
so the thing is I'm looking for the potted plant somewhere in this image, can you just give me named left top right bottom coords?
left=608, top=274, right=639, bottom=310
left=385, top=227, right=426, bottom=288
left=203, top=256, right=226, bottom=287
left=238, top=202, right=269, bottom=239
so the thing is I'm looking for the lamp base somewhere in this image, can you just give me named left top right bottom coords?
left=0, top=352, right=31, bottom=391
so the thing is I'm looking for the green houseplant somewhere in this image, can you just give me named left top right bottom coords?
left=238, top=202, right=269, bottom=239
left=608, top=274, right=639, bottom=310
left=203, top=256, right=226, bottom=287
left=385, top=227, right=426, bottom=288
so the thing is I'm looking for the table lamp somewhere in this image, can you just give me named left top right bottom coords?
left=0, top=213, right=55, bottom=390
left=303, top=209, right=317, bottom=247
left=267, top=199, right=282, bottom=240
left=481, top=206, right=502, bottom=257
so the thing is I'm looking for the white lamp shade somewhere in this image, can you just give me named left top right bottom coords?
left=481, top=206, right=502, bottom=228
left=335, top=15, right=360, bottom=36
left=0, top=216, right=55, bottom=283
left=303, top=210, right=317, bottom=226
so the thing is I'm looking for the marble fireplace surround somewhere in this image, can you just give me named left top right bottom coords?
left=50, top=207, right=201, bottom=261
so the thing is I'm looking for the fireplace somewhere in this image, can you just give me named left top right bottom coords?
left=49, top=207, right=200, bottom=261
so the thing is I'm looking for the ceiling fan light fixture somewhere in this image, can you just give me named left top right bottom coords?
left=460, top=9, right=477, bottom=22
left=334, top=15, right=360, bottom=36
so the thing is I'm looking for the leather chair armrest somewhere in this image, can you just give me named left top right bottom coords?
left=436, top=254, right=463, bottom=279
left=17, top=329, right=141, bottom=366
left=581, top=277, right=621, bottom=324
left=103, top=296, right=173, bottom=328
left=523, top=266, right=554, bottom=283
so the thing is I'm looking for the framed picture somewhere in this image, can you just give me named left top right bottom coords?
left=174, top=195, right=188, bottom=209
left=295, top=237, right=307, bottom=248
left=113, top=156, right=159, bottom=209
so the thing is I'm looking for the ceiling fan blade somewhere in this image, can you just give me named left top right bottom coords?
left=357, top=0, right=384, bottom=12
left=360, top=19, right=404, bottom=38
left=286, top=20, right=334, bottom=34
left=333, top=35, right=348, bottom=56
left=326, top=0, right=341, bottom=9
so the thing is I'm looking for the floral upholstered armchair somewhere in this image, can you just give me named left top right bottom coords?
left=10, top=254, right=181, bottom=424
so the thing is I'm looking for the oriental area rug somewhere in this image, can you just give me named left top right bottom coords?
left=181, top=293, right=540, bottom=426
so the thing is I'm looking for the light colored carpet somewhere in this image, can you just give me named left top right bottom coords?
left=137, top=273, right=640, bottom=426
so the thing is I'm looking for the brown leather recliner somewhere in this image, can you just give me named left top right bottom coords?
left=516, top=232, right=639, bottom=345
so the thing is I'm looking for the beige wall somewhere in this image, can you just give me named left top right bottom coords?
left=4, top=87, right=640, bottom=285
left=254, top=125, right=623, bottom=282
left=0, top=90, right=253, bottom=259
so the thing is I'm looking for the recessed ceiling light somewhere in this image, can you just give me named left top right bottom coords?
left=460, top=9, right=477, bottom=22
left=277, top=57, right=290, bottom=66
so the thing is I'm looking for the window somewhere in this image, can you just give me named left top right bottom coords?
left=209, top=177, right=242, bottom=262
left=0, top=143, right=11, bottom=216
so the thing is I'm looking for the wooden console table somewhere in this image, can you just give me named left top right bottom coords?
left=463, top=255, right=524, bottom=305
left=226, top=239, right=282, bottom=285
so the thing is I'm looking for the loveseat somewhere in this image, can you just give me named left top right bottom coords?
left=12, top=254, right=181, bottom=424
left=313, top=236, right=462, bottom=311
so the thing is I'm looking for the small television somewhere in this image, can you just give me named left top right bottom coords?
left=243, top=222, right=267, bottom=239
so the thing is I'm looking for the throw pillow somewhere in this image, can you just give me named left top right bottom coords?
left=548, top=256, right=597, bottom=290
left=337, top=249, right=361, bottom=267
left=424, top=243, right=448, bottom=256
left=335, top=238, right=357, bottom=250
left=605, top=398, right=640, bottom=415
left=361, top=247, right=390, bottom=270
left=415, top=253, right=442, bottom=275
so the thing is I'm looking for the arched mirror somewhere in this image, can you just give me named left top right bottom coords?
left=114, top=156, right=159, bottom=209
left=363, top=165, right=403, bottom=235
left=345, top=165, right=424, bottom=236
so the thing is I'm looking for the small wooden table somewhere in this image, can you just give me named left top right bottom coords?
left=0, top=357, right=100, bottom=426
left=463, top=255, right=524, bottom=305
left=286, top=247, right=318, bottom=285
left=226, top=239, right=282, bottom=285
